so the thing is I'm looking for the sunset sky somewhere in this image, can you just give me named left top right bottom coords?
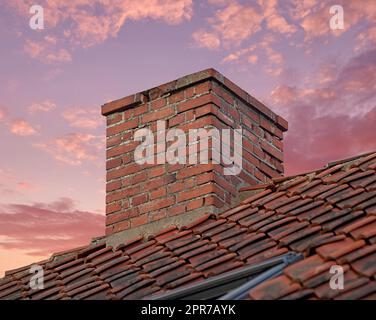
left=0, top=0, right=375, bottom=276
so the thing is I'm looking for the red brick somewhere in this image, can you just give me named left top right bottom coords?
left=276, top=115, right=288, bottom=131
left=168, top=178, right=195, bottom=193
left=253, top=145, right=265, bottom=160
left=150, top=98, right=166, bottom=110
left=106, top=141, right=138, bottom=158
left=239, top=102, right=260, bottom=124
left=107, top=135, right=122, bottom=148
left=186, top=87, right=195, bottom=99
left=259, top=161, right=281, bottom=179
left=227, top=104, right=240, bottom=122
left=150, top=188, right=167, bottom=200
left=133, top=104, right=148, bottom=116
left=122, top=108, right=133, bottom=120
left=107, top=113, right=122, bottom=126
left=102, top=92, right=144, bottom=116
left=112, top=220, right=131, bottom=234
left=212, top=85, right=234, bottom=105
left=204, top=195, right=225, bottom=208
left=107, top=163, right=140, bottom=180
left=143, top=174, right=176, bottom=191
left=141, top=106, right=175, bottom=124
left=106, top=208, right=139, bottom=225
left=106, top=158, right=122, bottom=170
left=122, top=153, right=132, bottom=165
left=132, top=193, right=148, bottom=206
left=169, top=204, right=186, bottom=216
left=260, top=140, right=283, bottom=161
left=106, top=202, right=121, bottom=214
left=169, top=113, right=186, bottom=127
left=106, top=185, right=141, bottom=203
left=106, top=180, right=121, bottom=192
left=176, top=94, right=212, bottom=113
left=195, top=81, right=212, bottom=95
left=130, top=171, right=147, bottom=185
left=214, top=174, right=237, bottom=195
left=107, top=118, right=139, bottom=137
left=176, top=183, right=215, bottom=202
left=168, top=91, right=185, bottom=104
left=260, top=117, right=283, bottom=138
left=148, top=166, right=166, bottom=178
left=272, top=137, right=283, bottom=151
left=176, top=164, right=219, bottom=180
left=196, top=172, right=214, bottom=185
left=139, top=197, right=175, bottom=214
left=131, top=214, right=149, bottom=227
left=149, top=210, right=167, bottom=222
left=186, top=198, right=204, bottom=211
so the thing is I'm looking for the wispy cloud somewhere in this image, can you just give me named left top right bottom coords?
left=192, top=30, right=220, bottom=49
left=34, top=133, right=104, bottom=166
left=193, top=1, right=262, bottom=48
left=268, top=47, right=376, bottom=174
left=24, top=38, right=72, bottom=64
left=9, top=0, right=194, bottom=63
left=0, top=106, right=8, bottom=121
left=62, top=107, right=104, bottom=129
left=28, top=100, right=56, bottom=114
left=0, top=198, right=104, bottom=258
left=9, top=119, right=39, bottom=136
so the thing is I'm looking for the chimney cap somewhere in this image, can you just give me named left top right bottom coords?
left=101, top=68, right=288, bottom=131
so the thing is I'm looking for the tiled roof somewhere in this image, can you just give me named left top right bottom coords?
left=1, top=151, right=376, bottom=300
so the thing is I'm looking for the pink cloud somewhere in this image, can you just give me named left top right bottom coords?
left=284, top=106, right=376, bottom=175
left=196, top=1, right=262, bottom=48
left=259, top=0, right=296, bottom=34
left=17, top=182, right=35, bottom=191
left=0, top=106, right=8, bottom=121
left=193, top=0, right=297, bottom=51
left=24, top=39, right=72, bottom=64
left=212, top=1, right=262, bottom=46
left=28, top=100, right=56, bottom=114
left=33, top=197, right=76, bottom=212
left=62, top=107, right=104, bottom=129
left=10, top=0, right=194, bottom=61
left=271, top=85, right=297, bottom=105
left=268, top=47, right=376, bottom=175
left=192, top=30, right=220, bottom=49
left=34, top=133, right=104, bottom=166
left=248, top=54, right=258, bottom=64
left=45, top=48, right=72, bottom=63
left=295, top=0, right=376, bottom=42
left=10, top=119, right=39, bottom=136
left=23, top=39, right=44, bottom=58
left=0, top=198, right=104, bottom=259
left=356, top=25, right=376, bottom=51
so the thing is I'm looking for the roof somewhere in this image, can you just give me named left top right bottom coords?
left=1, top=151, right=375, bottom=300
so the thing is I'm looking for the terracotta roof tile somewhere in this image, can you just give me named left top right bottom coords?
left=1, top=151, right=376, bottom=300
left=314, top=270, right=369, bottom=299
left=249, top=275, right=302, bottom=300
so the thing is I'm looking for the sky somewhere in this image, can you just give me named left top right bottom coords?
left=0, top=0, right=375, bottom=276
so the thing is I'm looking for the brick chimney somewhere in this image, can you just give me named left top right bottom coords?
left=101, top=68, right=288, bottom=244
